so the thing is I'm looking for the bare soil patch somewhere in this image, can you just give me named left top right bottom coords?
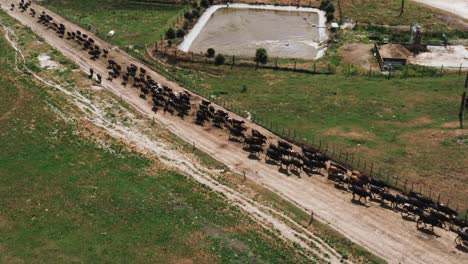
left=339, top=43, right=375, bottom=70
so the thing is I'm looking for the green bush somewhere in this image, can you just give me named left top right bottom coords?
left=184, top=11, right=193, bottom=21
left=206, top=48, right=215, bottom=58
left=183, top=20, right=190, bottom=30
left=201, top=0, right=210, bottom=8
left=176, top=28, right=186, bottom=38
left=255, top=48, right=268, bottom=64
left=165, top=27, right=176, bottom=39
left=214, top=54, right=225, bottom=66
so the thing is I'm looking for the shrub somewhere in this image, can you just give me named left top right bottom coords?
left=206, top=48, right=215, bottom=58
left=183, top=20, right=190, bottom=30
left=192, top=9, right=200, bottom=18
left=167, top=40, right=173, bottom=47
left=255, top=48, right=268, bottom=64
left=201, top=0, right=210, bottom=8
left=165, top=27, right=176, bottom=39
left=176, top=28, right=186, bottom=38
left=184, top=11, right=194, bottom=21
left=214, top=54, right=225, bottom=66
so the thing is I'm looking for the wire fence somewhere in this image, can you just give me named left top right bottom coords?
left=130, top=49, right=468, bottom=216
left=151, top=44, right=468, bottom=79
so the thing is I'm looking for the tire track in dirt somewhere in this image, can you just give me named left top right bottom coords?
left=0, top=26, right=24, bottom=123
left=1, top=19, right=343, bottom=264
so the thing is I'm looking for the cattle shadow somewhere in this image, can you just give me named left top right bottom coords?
left=351, top=198, right=371, bottom=208
left=334, top=183, right=348, bottom=192
left=290, top=170, right=301, bottom=178
left=228, top=137, right=242, bottom=143
left=247, top=154, right=260, bottom=160
left=278, top=167, right=290, bottom=176
left=417, top=226, right=441, bottom=237
left=379, top=202, right=395, bottom=211
left=455, top=244, right=468, bottom=253
left=265, top=159, right=278, bottom=166
left=401, top=214, right=417, bottom=222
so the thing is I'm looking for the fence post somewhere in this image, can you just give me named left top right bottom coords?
left=231, top=55, right=235, bottom=69
left=437, top=193, right=441, bottom=204
left=294, top=59, right=297, bottom=72
left=404, top=179, right=408, bottom=192
left=370, top=162, right=374, bottom=176
left=459, top=63, right=463, bottom=75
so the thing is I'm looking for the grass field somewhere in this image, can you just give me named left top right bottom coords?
left=179, top=65, right=468, bottom=208
left=0, top=26, right=316, bottom=263
left=42, top=0, right=186, bottom=49
left=339, top=0, right=460, bottom=29
left=0, top=10, right=389, bottom=263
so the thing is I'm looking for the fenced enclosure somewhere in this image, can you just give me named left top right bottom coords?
left=131, top=49, right=468, bottom=216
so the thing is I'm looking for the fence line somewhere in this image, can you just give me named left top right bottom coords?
left=129, top=50, right=468, bottom=216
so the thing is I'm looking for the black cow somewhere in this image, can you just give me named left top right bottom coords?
left=455, top=229, right=468, bottom=246
left=401, top=203, right=423, bottom=219
left=417, top=213, right=444, bottom=231
left=369, top=184, right=384, bottom=198
left=436, top=203, right=458, bottom=218
left=350, top=185, right=371, bottom=203
left=380, top=191, right=397, bottom=208
left=266, top=149, right=281, bottom=163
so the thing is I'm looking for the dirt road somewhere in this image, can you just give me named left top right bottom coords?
left=1, top=1, right=466, bottom=263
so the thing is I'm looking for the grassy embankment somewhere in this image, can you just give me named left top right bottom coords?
left=42, top=0, right=186, bottom=49
left=0, top=18, right=314, bottom=264
left=0, top=8, right=387, bottom=263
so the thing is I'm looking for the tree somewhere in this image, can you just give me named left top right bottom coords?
left=214, top=54, right=225, bottom=66
left=201, top=0, right=210, bottom=8
left=176, top=28, right=186, bottom=38
left=184, top=11, right=194, bottom=21
left=206, top=48, right=215, bottom=58
left=183, top=20, right=190, bottom=30
left=165, top=27, right=175, bottom=39
left=192, top=9, right=200, bottom=18
left=320, top=0, right=335, bottom=22
left=255, top=48, right=268, bottom=68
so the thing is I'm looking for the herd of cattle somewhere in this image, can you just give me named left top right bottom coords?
left=9, top=0, right=468, bottom=248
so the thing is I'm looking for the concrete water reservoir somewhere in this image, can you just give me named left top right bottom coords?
left=179, top=4, right=328, bottom=60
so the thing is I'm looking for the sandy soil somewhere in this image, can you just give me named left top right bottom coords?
left=1, top=1, right=467, bottom=263
left=340, top=43, right=375, bottom=70
left=412, top=0, right=468, bottom=20
left=409, top=45, right=468, bottom=68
